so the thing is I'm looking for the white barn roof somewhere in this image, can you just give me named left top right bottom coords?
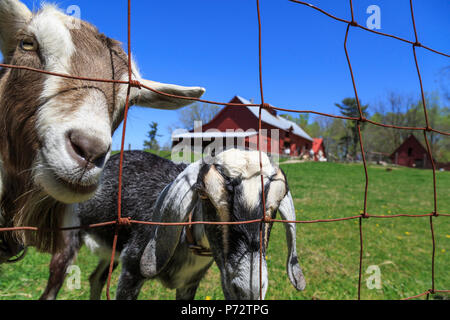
left=235, top=96, right=313, bottom=141
left=172, top=131, right=258, bottom=139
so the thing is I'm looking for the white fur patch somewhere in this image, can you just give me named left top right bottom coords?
left=215, top=149, right=276, bottom=180
left=83, top=234, right=120, bottom=261
left=226, top=252, right=268, bottom=300
left=265, top=169, right=287, bottom=216
left=203, top=167, right=228, bottom=216
left=29, top=5, right=75, bottom=99
left=35, top=89, right=111, bottom=203
left=203, top=150, right=281, bottom=255
left=61, top=204, right=79, bottom=229
left=67, top=90, right=112, bottom=150
left=215, top=149, right=279, bottom=211
left=203, top=167, right=230, bottom=254
left=29, top=6, right=101, bottom=203
left=239, top=176, right=268, bottom=212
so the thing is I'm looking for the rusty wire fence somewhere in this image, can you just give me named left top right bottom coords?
left=0, top=0, right=449, bottom=300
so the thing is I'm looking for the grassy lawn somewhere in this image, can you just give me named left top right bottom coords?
left=0, top=162, right=448, bottom=300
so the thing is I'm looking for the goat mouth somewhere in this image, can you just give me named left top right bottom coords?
left=56, top=176, right=99, bottom=194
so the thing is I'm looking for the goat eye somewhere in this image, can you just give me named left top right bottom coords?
left=20, top=38, right=38, bottom=51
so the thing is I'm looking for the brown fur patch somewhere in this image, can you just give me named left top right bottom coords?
left=0, top=12, right=130, bottom=253
left=0, top=39, right=51, bottom=249
left=55, top=21, right=129, bottom=130
left=0, top=49, right=67, bottom=252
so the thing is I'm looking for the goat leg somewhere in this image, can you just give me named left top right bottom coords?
left=89, top=258, right=118, bottom=300
left=176, top=262, right=213, bottom=300
left=176, top=283, right=201, bottom=300
left=40, top=230, right=81, bottom=300
left=115, top=263, right=146, bottom=300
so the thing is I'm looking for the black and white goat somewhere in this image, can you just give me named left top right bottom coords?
left=0, top=0, right=204, bottom=254
left=40, top=149, right=306, bottom=300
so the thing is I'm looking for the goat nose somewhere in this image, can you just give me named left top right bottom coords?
left=66, top=130, right=110, bottom=169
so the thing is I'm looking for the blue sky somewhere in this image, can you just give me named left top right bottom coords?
left=13, top=1, right=450, bottom=149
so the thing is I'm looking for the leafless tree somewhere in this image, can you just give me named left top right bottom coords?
left=168, top=102, right=220, bottom=133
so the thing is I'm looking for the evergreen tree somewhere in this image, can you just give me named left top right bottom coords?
left=335, top=98, right=369, bottom=159
left=143, top=121, right=161, bottom=151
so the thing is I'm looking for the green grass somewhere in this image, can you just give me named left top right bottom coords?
left=0, top=162, right=448, bottom=300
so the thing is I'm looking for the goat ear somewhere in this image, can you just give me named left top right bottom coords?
left=278, top=191, right=306, bottom=291
left=132, top=79, right=205, bottom=110
left=0, top=0, right=32, bottom=57
left=140, top=161, right=201, bottom=278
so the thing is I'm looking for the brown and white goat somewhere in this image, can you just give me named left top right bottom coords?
left=0, top=0, right=205, bottom=253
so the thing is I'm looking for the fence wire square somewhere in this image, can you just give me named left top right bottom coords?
left=0, top=0, right=448, bottom=300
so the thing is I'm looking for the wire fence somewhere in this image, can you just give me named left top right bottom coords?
left=0, top=0, right=449, bottom=300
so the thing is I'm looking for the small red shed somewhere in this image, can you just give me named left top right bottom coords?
left=312, top=138, right=327, bottom=161
left=390, top=135, right=432, bottom=169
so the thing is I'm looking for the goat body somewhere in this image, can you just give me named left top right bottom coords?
left=42, top=151, right=212, bottom=300
left=41, top=150, right=306, bottom=300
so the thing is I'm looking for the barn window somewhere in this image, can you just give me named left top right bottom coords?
left=408, top=148, right=413, bottom=157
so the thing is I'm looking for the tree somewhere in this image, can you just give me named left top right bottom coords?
left=435, top=106, right=450, bottom=162
left=280, top=113, right=309, bottom=129
left=358, top=91, right=449, bottom=163
left=419, top=94, right=450, bottom=159
left=279, top=113, right=323, bottom=138
left=174, top=102, right=220, bottom=131
left=438, top=66, right=450, bottom=103
left=143, top=121, right=161, bottom=151
left=335, top=98, right=369, bottom=159
left=324, top=118, right=347, bottom=160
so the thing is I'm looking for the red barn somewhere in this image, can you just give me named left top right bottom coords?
left=172, top=96, right=313, bottom=156
left=390, top=135, right=433, bottom=169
